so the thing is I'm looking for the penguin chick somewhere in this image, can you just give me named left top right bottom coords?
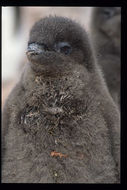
left=90, top=7, right=121, bottom=107
left=2, top=16, right=120, bottom=183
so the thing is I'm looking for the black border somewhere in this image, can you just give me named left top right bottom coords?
left=0, top=0, right=125, bottom=7
left=1, top=0, right=127, bottom=188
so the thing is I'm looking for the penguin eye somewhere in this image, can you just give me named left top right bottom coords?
left=102, top=8, right=115, bottom=18
left=60, top=45, right=71, bottom=55
left=54, top=42, right=72, bottom=55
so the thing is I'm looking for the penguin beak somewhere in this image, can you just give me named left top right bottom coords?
left=26, top=43, right=45, bottom=56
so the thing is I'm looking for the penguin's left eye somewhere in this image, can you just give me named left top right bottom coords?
left=102, top=8, right=115, bottom=18
left=60, top=45, right=72, bottom=55
left=54, top=42, right=72, bottom=55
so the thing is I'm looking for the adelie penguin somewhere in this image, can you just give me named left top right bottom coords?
left=90, top=7, right=121, bottom=107
left=2, top=16, right=120, bottom=183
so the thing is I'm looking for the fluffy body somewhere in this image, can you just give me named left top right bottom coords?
left=2, top=16, right=120, bottom=183
left=90, top=7, right=121, bottom=107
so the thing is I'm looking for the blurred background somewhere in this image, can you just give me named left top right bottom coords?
left=2, top=7, right=92, bottom=108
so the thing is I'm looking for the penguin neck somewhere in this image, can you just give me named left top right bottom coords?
left=22, top=63, right=90, bottom=100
